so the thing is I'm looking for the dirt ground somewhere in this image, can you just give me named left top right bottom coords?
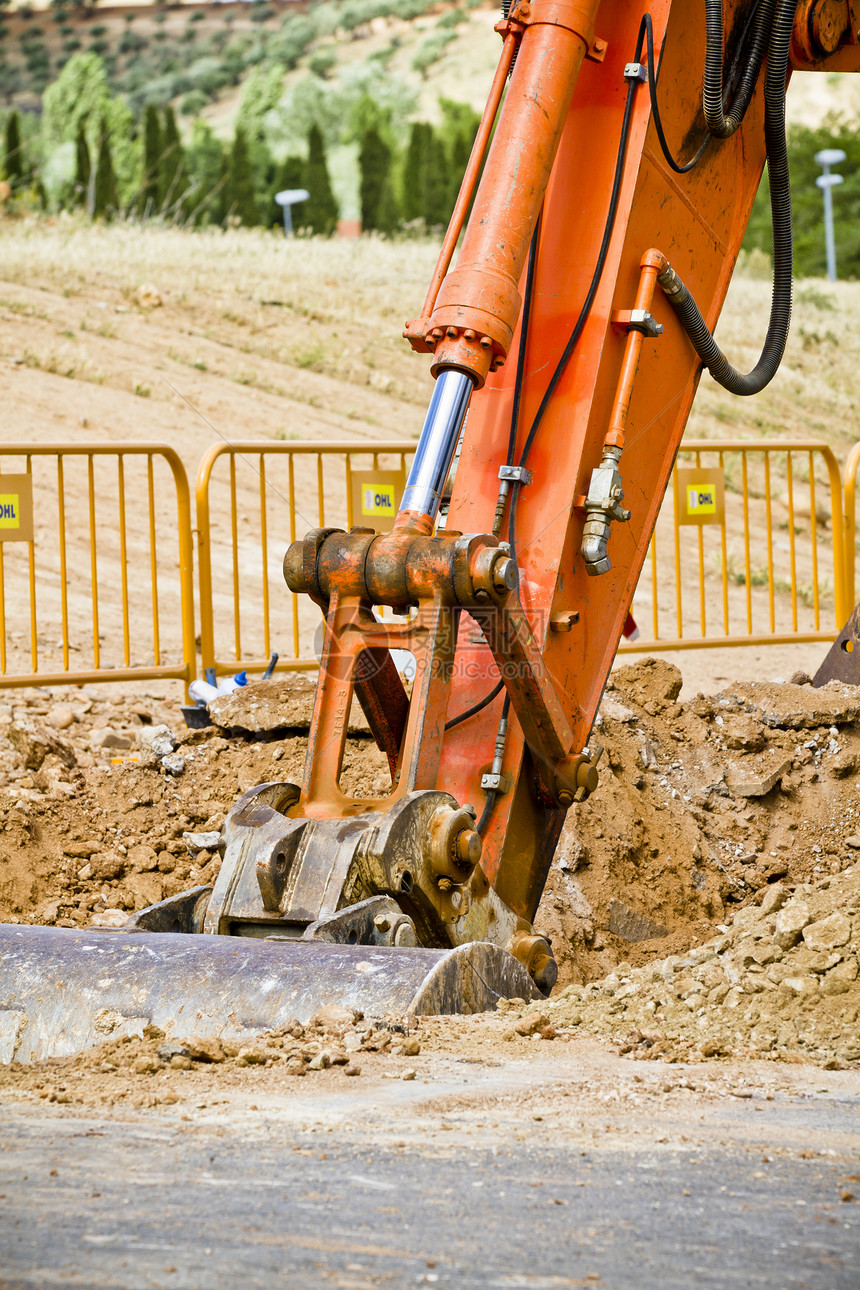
left=0, top=656, right=859, bottom=1094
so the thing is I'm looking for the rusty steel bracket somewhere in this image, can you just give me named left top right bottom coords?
left=125, top=885, right=212, bottom=936
left=300, top=896, right=418, bottom=948
left=792, top=0, right=858, bottom=63
left=197, top=779, right=553, bottom=982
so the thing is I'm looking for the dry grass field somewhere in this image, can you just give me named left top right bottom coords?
left=0, top=217, right=859, bottom=691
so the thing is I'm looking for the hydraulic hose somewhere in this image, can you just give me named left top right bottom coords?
left=658, top=0, right=798, bottom=395
left=703, top=0, right=776, bottom=138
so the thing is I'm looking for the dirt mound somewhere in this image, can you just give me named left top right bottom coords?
left=536, top=660, right=860, bottom=987
left=1, top=659, right=860, bottom=1076
left=523, top=865, right=860, bottom=1068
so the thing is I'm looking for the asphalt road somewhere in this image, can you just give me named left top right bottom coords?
left=1, top=1055, right=858, bottom=1290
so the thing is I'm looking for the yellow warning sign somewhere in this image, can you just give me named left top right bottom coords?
left=350, top=469, right=405, bottom=534
left=0, top=474, right=33, bottom=542
left=676, top=466, right=724, bottom=527
left=362, top=483, right=396, bottom=517
left=686, top=483, right=716, bottom=516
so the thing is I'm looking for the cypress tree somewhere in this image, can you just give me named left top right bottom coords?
left=227, top=125, right=258, bottom=226
left=160, top=105, right=188, bottom=214
left=375, top=173, right=400, bottom=237
left=358, top=125, right=391, bottom=233
left=184, top=119, right=225, bottom=226
left=141, top=103, right=162, bottom=216
left=4, top=110, right=23, bottom=186
left=401, top=122, right=426, bottom=224
left=448, top=126, right=472, bottom=214
left=423, top=127, right=449, bottom=227
left=92, top=119, right=118, bottom=219
left=74, top=119, right=90, bottom=208
left=303, top=124, right=338, bottom=236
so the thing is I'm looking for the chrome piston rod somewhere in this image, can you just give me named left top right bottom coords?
left=400, top=369, right=474, bottom=521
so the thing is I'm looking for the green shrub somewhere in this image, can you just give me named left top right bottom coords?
left=309, top=47, right=337, bottom=79
left=411, top=30, right=456, bottom=77
left=180, top=89, right=208, bottom=116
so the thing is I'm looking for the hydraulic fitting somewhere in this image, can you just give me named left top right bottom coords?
left=581, top=446, right=630, bottom=576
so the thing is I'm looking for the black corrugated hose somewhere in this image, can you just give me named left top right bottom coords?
left=703, top=0, right=776, bottom=137
left=659, top=0, right=799, bottom=395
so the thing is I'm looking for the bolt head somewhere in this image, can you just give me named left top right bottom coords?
left=456, top=828, right=482, bottom=868
left=492, top=556, right=517, bottom=593
left=373, top=914, right=392, bottom=933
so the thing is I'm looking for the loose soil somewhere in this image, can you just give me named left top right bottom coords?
left=1, top=657, right=859, bottom=1096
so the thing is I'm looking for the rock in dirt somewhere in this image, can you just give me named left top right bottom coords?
left=123, top=872, right=164, bottom=910
left=90, top=909, right=127, bottom=929
left=46, top=704, right=75, bottom=732
left=545, top=866, right=860, bottom=1067
left=719, top=681, right=860, bottom=729
left=184, top=831, right=222, bottom=857
left=608, top=898, right=670, bottom=943
left=726, top=757, right=792, bottom=798
left=209, top=677, right=369, bottom=735
left=135, top=725, right=176, bottom=759
left=803, top=912, right=851, bottom=951
left=8, top=718, right=75, bottom=771
left=310, top=1003, right=361, bottom=1036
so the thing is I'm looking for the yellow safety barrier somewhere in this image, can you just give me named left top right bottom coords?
left=0, top=445, right=195, bottom=691
left=618, top=440, right=848, bottom=654
left=196, top=440, right=414, bottom=680
left=842, top=440, right=860, bottom=612
left=0, top=437, right=847, bottom=696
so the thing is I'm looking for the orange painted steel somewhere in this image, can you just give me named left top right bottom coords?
left=287, top=0, right=860, bottom=936
left=604, top=249, right=665, bottom=451
left=424, top=0, right=602, bottom=387
left=410, top=31, right=519, bottom=342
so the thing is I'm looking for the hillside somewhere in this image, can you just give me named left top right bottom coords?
left=3, top=0, right=859, bottom=130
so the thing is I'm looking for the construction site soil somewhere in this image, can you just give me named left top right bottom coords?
left=1, top=656, right=859, bottom=1108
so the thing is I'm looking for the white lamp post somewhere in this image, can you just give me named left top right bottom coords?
left=275, top=188, right=310, bottom=237
left=814, top=148, right=847, bottom=282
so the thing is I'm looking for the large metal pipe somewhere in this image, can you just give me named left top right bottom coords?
left=400, top=369, right=474, bottom=521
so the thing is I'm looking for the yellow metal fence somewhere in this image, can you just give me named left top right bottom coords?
left=618, top=440, right=848, bottom=654
left=0, top=445, right=195, bottom=691
left=196, top=440, right=415, bottom=680
left=0, top=436, right=856, bottom=695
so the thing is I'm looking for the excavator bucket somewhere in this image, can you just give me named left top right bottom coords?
left=0, top=923, right=540, bottom=1063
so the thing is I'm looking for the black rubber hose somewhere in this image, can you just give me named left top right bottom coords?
left=445, top=677, right=505, bottom=731
left=658, top=0, right=797, bottom=396
left=703, top=0, right=776, bottom=138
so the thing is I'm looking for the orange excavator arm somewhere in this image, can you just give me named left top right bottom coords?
left=263, top=0, right=860, bottom=990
